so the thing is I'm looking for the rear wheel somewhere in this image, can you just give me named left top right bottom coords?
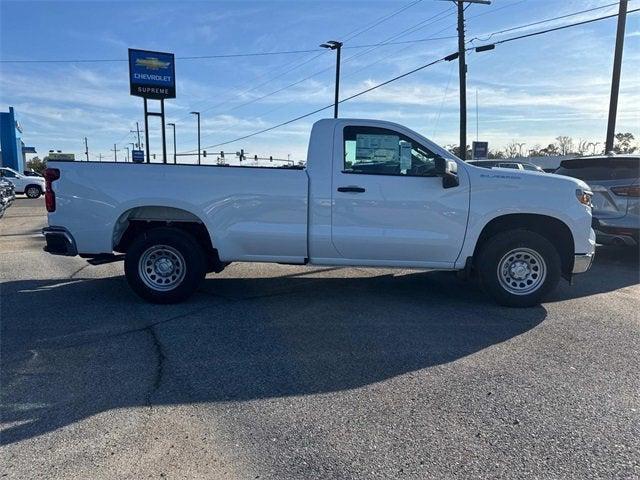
left=124, top=227, right=206, bottom=303
left=477, top=230, right=561, bottom=307
left=25, top=185, right=42, bottom=198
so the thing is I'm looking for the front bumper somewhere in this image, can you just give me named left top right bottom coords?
left=572, top=252, right=594, bottom=274
left=572, top=227, right=596, bottom=274
left=42, top=227, right=78, bottom=256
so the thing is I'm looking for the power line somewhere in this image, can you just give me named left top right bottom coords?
left=341, top=0, right=424, bottom=41
left=187, top=7, right=455, bottom=122
left=188, top=56, right=447, bottom=152
left=467, top=1, right=628, bottom=43
left=470, top=7, right=639, bottom=50
left=8, top=0, right=614, bottom=65
left=184, top=0, right=533, bottom=139
left=183, top=6, right=639, bottom=153
left=171, top=0, right=428, bottom=123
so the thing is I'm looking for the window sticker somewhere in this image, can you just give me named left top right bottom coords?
left=355, top=134, right=399, bottom=163
left=399, top=140, right=412, bottom=172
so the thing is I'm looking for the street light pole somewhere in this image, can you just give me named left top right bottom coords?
left=167, top=122, right=177, bottom=164
left=124, top=146, right=130, bottom=162
left=190, top=111, right=201, bottom=164
left=320, top=40, right=343, bottom=118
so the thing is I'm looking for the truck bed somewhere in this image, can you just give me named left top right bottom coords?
left=47, top=161, right=309, bottom=263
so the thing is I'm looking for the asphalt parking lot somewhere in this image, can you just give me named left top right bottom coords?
left=1, top=197, right=639, bottom=479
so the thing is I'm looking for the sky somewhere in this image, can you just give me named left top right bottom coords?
left=0, top=0, right=638, bottom=164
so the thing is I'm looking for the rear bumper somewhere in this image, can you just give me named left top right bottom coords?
left=592, top=216, right=639, bottom=246
left=42, top=227, right=78, bottom=256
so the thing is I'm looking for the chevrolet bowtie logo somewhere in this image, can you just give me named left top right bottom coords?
left=135, top=57, right=170, bottom=70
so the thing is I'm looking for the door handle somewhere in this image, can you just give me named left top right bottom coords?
left=337, top=186, right=366, bottom=193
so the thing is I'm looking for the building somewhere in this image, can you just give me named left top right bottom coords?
left=0, top=107, right=36, bottom=172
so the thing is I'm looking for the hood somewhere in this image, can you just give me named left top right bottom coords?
left=464, top=163, right=590, bottom=191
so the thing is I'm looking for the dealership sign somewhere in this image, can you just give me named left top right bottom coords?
left=128, top=49, right=176, bottom=99
left=131, top=149, right=145, bottom=163
left=472, top=141, right=489, bottom=160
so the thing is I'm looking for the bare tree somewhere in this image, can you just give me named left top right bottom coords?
left=555, top=136, right=574, bottom=156
left=575, top=139, right=590, bottom=156
left=505, top=140, right=519, bottom=158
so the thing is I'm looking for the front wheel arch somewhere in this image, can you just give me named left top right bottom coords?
left=472, top=213, right=575, bottom=279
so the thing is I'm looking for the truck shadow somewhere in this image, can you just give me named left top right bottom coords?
left=1, top=270, right=545, bottom=445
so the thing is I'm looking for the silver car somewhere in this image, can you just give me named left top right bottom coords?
left=555, top=155, right=639, bottom=247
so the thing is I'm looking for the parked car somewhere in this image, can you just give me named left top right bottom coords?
left=554, top=155, right=639, bottom=247
left=467, top=160, right=546, bottom=172
left=0, top=178, right=16, bottom=218
left=42, top=118, right=595, bottom=307
left=0, top=167, right=46, bottom=198
left=23, top=170, right=44, bottom=177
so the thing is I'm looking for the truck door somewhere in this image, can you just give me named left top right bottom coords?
left=331, top=124, right=469, bottom=267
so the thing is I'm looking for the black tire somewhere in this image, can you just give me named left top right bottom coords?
left=25, top=185, right=42, bottom=199
left=476, top=229, right=561, bottom=307
left=124, top=227, right=206, bottom=304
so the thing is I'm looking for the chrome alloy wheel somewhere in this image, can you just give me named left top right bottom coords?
left=497, top=247, right=547, bottom=296
left=138, top=245, right=186, bottom=291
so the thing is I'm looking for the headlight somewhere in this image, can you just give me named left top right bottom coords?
left=576, top=188, right=592, bottom=207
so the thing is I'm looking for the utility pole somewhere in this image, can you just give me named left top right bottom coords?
left=320, top=40, right=343, bottom=118
left=131, top=122, right=142, bottom=149
left=84, top=137, right=89, bottom=161
left=190, top=112, right=201, bottom=164
left=452, top=0, right=490, bottom=159
left=167, top=122, right=177, bottom=164
left=605, top=0, right=628, bottom=153
left=111, top=144, right=119, bottom=162
left=124, top=146, right=130, bottom=162
left=98, top=153, right=103, bottom=162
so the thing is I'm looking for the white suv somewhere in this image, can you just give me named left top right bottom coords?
left=0, top=167, right=46, bottom=198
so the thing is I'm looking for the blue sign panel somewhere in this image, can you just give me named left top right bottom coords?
left=131, top=149, right=145, bottom=163
left=472, top=141, right=489, bottom=160
left=128, top=49, right=176, bottom=99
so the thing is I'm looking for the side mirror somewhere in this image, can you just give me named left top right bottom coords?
left=434, top=156, right=459, bottom=188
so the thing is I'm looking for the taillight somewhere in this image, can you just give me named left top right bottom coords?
left=44, top=168, right=60, bottom=212
left=611, top=185, right=640, bottom=197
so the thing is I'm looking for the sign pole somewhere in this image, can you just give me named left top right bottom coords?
left=129, top=48, right=176, bottom=164
left=161, top=99, right=167, bottom=164
left=144, top=98, right=151, bottom=163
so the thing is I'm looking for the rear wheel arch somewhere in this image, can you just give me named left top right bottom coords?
left=472, top=213, right=575, bottom=278
left=113, top=206, right=225, bottom=273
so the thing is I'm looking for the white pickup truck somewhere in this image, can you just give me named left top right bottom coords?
left=43, top=119, right=595, bottom=307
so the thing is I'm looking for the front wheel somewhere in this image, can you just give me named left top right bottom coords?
left=477, top=230, right=561, bottom=307
left=124, top=227, right=206, bottom=304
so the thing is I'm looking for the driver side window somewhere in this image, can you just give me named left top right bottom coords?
left=343, top=126, right=438, bottom=177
